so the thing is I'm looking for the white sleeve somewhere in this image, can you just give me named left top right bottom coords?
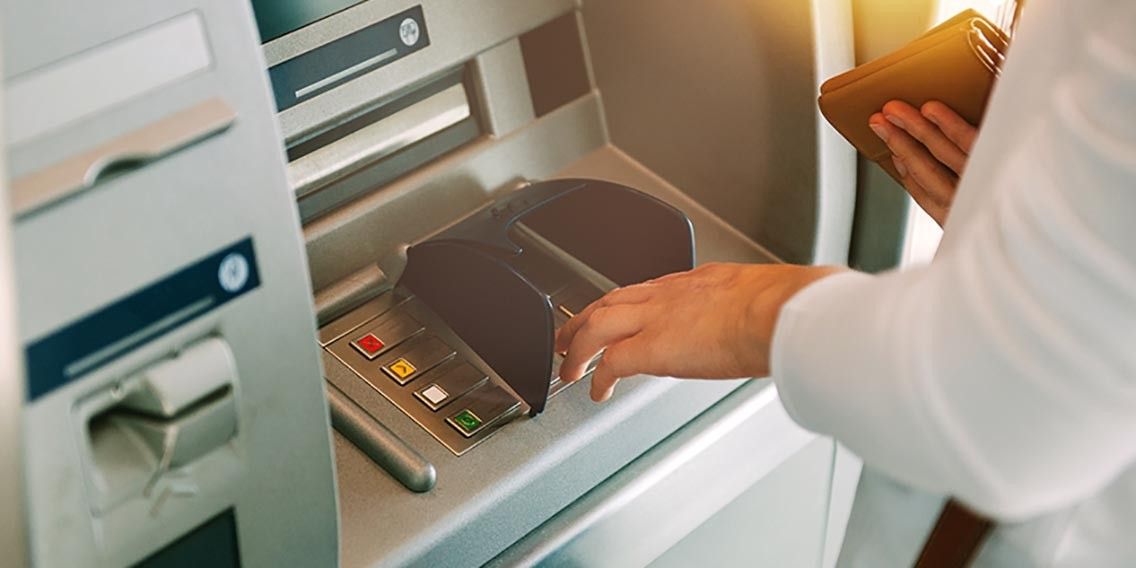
left=771, top=4, right=1136, bottom=521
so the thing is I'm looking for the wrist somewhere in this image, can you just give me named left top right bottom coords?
left=741, top=265, right=846, bottom=376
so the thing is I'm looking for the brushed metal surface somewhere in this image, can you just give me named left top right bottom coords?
left=303, top=93, right=609, bottom=291
left=468, top=39, right=536, bottom=138
left=264, top=0, right=575, bottom=145
left=288, top=84, right=470, bottom=198
left=0, top=74, right=29, bottom=568
left=5, top=12, right=212, bottom=147
left=325, top=295, right=529, bottom=457
left=488, top=383, right=821, bottom=567
left=12, top=98, right=236, bottom=217
left=332, top=146, right=779, bottom=567
left=7, top=1, right=340, bottom=565
left=314, top=263, right=390, bottom=326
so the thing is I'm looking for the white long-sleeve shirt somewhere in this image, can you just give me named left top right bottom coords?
left=772, top=1, right=1136, bottom=565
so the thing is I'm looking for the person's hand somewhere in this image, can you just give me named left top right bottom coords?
left=554, top=263, right=844, bottom=402
left=869, top=100, right=978, bottom=226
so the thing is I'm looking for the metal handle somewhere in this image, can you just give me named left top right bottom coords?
left=10, top=97, right=236, bottom=217
left=326, top=383, right=437, bottom=493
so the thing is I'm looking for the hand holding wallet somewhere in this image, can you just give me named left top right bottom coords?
left=818, top=9, right=1009, bottom=183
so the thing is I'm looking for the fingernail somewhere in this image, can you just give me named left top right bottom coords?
left=885, top=114, right=905, bottom=129
left=893, top=155, right=908, bottom=178
left=869, top=123, right=889, bottom=143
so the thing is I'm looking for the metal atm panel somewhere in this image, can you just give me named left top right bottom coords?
left=249, top=0, right=853, bottom=565
left=4, top=1, right=338, bottom=566
left=0, top=74, right=29, bottom=568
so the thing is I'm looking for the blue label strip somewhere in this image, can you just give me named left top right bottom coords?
left=24, top=237, right=261, bottom=401
left=268, top=5, right=430, bottom=112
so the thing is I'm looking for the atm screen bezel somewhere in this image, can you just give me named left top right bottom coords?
left=251, top=0, right=367, bottom=42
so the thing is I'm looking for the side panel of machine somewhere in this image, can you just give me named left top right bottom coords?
left=3, top=1, right=338, bottom=565
left=0, top=65, right=29, bottom=568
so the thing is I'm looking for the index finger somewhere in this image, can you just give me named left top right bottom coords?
left=555, top=283, right=655, bottom=353
left=559, top=304, right=642, bottom=384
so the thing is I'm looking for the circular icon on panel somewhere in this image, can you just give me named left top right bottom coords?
left=218, top=253, right=250, bottom=293
left=399, top=18, right=420, bottom=46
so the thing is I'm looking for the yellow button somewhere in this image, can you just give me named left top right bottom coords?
left=387, top=358, right=418, bottom=380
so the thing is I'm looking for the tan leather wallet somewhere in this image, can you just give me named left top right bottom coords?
left=818, top=9, right=1009, bottom=182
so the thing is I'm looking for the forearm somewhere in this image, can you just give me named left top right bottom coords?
left=773, top=19, right=1136, bottom=516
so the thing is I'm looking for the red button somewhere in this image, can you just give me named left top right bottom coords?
left=356, top=333, right=385, bottom=354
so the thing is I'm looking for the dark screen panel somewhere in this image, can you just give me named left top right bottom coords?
left=135, top=510, right=240, bottom=568
left=251, top=0, right=366, bottom=42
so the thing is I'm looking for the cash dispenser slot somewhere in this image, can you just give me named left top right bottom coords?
left=288, top=79, right=471, bottom=200
left=285, top=65, right=481, bottom=221
left=323, top=178, right=694, bottom=470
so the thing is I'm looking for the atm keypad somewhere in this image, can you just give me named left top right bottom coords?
left=446, top=382, right=521, bottom=438
left=350, top=312, right=424, bottom=360
left=352, top=333, right=386, bottom=357
left=419, top=385, right=450, bottom=407
left=414, top=360, right=488, bottom=411
left=384, top=358, right=418, bottom=382
left=450, top=409, right=484, bottom=435
left=378, top=335, right=454, bottom=385
left=325, top=292, right=590, bottom=456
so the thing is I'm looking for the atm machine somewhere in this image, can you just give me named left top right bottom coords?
left=3, top=0, right=339, bottom=565
left=1, top=78, right=30, bottom=567
left=4, top=0, right=858, bottom=566
left=251, top=0, right=856, bottom=566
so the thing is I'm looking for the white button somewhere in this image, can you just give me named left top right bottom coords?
left=421, top=385, right=448, bottom=405
left=399, top=18, right=420, bottom=46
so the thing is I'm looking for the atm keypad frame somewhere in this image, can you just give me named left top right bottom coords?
left=326, top=294, right=519, bottom=455
left=321, top=179, right=690, bottom=456
left=322, top=271, right=604, bottom=455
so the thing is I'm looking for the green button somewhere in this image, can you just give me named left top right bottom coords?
left=453, top=410, right=482, bottom=433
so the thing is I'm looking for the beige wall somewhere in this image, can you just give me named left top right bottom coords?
left=582, top=0, right=820, bottom=263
